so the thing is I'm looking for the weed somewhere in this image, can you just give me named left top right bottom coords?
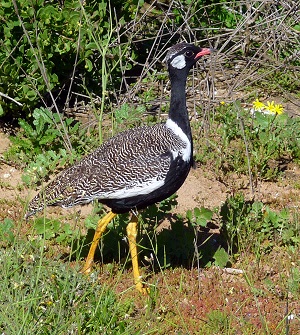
left=220, top=194, right=298, bottom=259
left=212, top=246, right=230, bottom=268
left=0, top=218, right=15, bottom=245
left=111, top=103, right=147, bottom=133
left=4, top=107, right=94, bottom=186
left=186, top=207, right=213, bottom=228
left=33, top=217, right=80, bottom=246
left=255, top=69, right=300, bottom=96
left=249, top=111, right=300, bottom=180
left=0, top=245, right=137, bottom=334
left=6, top=108, right=86, bottom=160
left=204, top=310, right=233, bottom=335
left=0, top=0, right=139, bottom=117
left=195, top=102, right=300, bottom=182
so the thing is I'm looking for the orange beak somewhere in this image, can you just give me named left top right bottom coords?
left=195, top=48, right=215, bottom=59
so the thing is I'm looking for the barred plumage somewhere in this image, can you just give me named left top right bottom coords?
left=25, top=122, right=191, bottom=217
left=25, top=42, right=214, bottom=293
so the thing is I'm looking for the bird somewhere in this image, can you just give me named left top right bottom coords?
left=25, top=42, right=213, bottom=294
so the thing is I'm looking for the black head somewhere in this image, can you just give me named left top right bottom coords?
left=165, top=42, right=212, bottom=72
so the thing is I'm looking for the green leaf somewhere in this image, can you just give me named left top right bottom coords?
left=213, top=247, right=229, bottom=268
left=21, top=173, right=33, bottom=186
left=33, top=218, right=57, bottom=239
left=86, top=42, right=98, bottom=50
left=186, top=207, right=213, bottom=227
left=19, top=119, right=33, bottom=136
left=194, top=207, right=213, bottom=227
left=85, top=59, right=93, bottom=71
left=0, top=218, right=15, bottom=243
left=186, top=209, right=193, bottom=221
left=293, top=24, right=300, bottom=31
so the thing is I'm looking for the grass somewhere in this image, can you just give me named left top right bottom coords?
left=1, top=105, right=300, bottom=328
left=0, top=246, right=136, bottom=334
left=1, top=1, right=300, bottom=334
left=0, top=191, right=299, bottom=334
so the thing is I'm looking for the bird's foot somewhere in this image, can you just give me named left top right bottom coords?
left=80, top=260, right=93, bottom=275
left=136, top=281, right=150, bottom=295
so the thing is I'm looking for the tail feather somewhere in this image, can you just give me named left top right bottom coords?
left=24, top=193, right=46, bottom=220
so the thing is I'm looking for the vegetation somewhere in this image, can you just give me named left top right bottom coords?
left=0, top=0, right=299, bottom=334
left=196, top=101, right=300, bottom=182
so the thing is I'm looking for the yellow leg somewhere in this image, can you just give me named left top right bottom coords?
left=81, top=211, right=117, bottom=274
left=126, top=214, right=148, bottom=294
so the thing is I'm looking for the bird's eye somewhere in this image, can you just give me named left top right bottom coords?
left=185, top=50, right=194, bottom=58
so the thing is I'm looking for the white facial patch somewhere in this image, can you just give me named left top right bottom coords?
left=170, top=54, right=186, bottom=69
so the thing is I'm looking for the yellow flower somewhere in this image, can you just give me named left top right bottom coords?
left=252, top=99, right=284, bottom=115
left=266, top=101, right=284, bottom=114
left=266, top=101, right=275, bottom=113
left=273, top=103, right=284, bottom=115
left=252, top=98, right=266, bottom=110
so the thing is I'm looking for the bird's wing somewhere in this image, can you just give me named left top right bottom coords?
left=27, top=123, right=186, bottom=213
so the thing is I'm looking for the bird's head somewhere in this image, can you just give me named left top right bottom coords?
left=165, top=42, right=213, bottom=72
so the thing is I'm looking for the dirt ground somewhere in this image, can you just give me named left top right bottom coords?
left=1, top=128, right=300, bottom=219
left=0, top=129, right=299, bottom=333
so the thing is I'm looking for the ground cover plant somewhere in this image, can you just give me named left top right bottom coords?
left=0, top=0, right=299, bottom=334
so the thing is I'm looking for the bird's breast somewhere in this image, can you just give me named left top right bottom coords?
left=165, top=119, right=192, bottom=163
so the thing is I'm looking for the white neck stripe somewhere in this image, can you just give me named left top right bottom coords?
left=166, top=119, right=191, bottom=162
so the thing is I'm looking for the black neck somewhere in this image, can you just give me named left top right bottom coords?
left=168, top=69, right=192, bottom=140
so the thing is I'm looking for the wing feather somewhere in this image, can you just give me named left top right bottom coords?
left=26, top=123, right=189, bottom=217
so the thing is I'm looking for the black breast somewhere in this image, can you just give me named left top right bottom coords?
left=102, top=155, right=191, bottom=213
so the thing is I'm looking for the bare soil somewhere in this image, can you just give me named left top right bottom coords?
left=0, top=129, right=299, bottom=334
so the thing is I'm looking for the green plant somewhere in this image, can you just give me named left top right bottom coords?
left=0, top=0, right=138, bottom=116
left=6, top=108, right=82, bottom=161
left=249, top=111, right=300, bottom=180
left=4, top=107, right=94, bottom=186
left=212, top=246, right=230, bottom=268
left=194, top=103, right=247, bottom=176
left=0, top=218, right=15, bottom=245
left=1, top=0, right=77, bottom=114
left=33, top=217, right=80, bottom=245
left=0, top=246, right=137, bottom=334
left=220, top=194, right=298, bottom=257
left=195, top=102, right=300, bottom=181
left=186, top=207, right=213, bottom=228
left=186, top=207, right=230, bottom=268
left=255, top=69, right=300, bottom=95
left=204, top=310, right=233, bottom=335
left=111, top=103, right=146, bottom=133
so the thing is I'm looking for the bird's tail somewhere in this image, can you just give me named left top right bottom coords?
left=24, top=193, right=46, bottom=220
